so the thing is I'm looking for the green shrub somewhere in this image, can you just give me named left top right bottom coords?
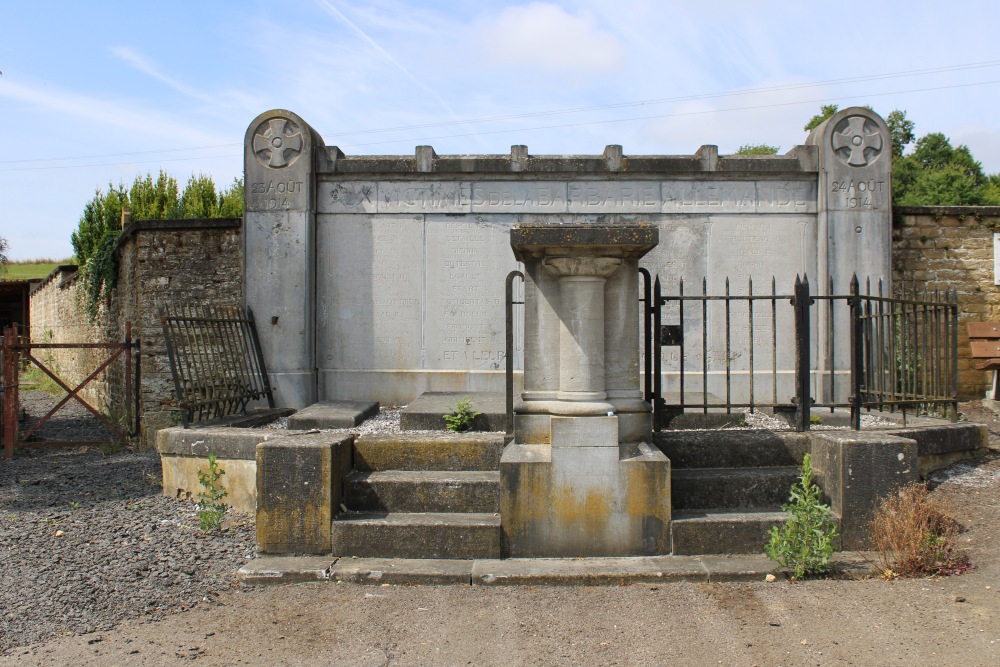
left=196, top=454, right=228, bottom=532
left=765, top=454, right=838, bottom=579
left=443, top=396, right=481, bottom=432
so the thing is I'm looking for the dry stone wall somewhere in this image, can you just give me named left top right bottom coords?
left=28, top=267, right=111, bottom=409
left=893, top=206, right=1000, bottom=399
left=28, top=220, right=242, bottom=445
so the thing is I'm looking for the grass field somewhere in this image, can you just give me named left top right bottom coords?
left=1, top=261, right=73, bottom=281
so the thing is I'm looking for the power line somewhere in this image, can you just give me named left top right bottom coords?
left=321, top=59, right=1000, bottom=138
left=2, top=75, right=999, bottom=173
left=335, top=78, right=1000, bottom=149
left=2, top=58, right=999, bottom=168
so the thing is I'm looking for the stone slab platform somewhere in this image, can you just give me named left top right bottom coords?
left=239, top=553, right=872, bottom=586
left=287, top=400, right=380, bottom=430
left=400, top=392, right=506, bottom=432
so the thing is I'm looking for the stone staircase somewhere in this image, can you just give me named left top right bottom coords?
left=331, top=432, right=505, bottom=559
left=655, top=430, right=810, bottom=555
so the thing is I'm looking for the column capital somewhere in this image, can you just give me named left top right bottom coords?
left=542, top=256, right=622, bottom=278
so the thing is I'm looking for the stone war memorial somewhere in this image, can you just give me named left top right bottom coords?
left=157, top=106, right=987, bottom=573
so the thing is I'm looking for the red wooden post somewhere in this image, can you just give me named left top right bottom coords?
left=2, top=328, right=19, bottom=460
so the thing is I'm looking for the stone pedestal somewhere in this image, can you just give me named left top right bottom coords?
left=501, top=224, right=671, bottom=557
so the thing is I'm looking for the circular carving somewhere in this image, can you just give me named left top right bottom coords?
left=831, top=115, right=884, bottom=167
left=253, top=117, right=304, bottom=169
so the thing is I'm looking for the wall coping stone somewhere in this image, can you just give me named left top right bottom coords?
left=894, top=205, right=1000, bottom=217
left=319, top=145, right=819, bottom=176
left=29, top=265, right=80, bottom=295
left=116, top=218, right=242, bottom=255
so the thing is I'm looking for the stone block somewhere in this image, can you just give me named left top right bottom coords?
left=501, top=441, right=670, bottom=557
left=237, top=556, right=335, bottom=585
left=550, top=415, right=618, bottom=447
left=287, top=400, right=380, bottom=430
left=399, top=391, right=506, bottom=432
left=810, top=431, right=918, bottom=550
left=256, top=432, right=354, bottom=554
left=161, top=456, right=257, bottom=515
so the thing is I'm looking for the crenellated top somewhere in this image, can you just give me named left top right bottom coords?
left=318, top=143, right=819, bottom=177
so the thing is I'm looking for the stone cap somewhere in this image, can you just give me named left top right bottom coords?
left=320, top=144, right=818, bottom=176
left=510, top=223, right=658, bottom=261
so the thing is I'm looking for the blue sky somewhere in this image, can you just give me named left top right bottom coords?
left=3, top=0, right=1000, bottom=260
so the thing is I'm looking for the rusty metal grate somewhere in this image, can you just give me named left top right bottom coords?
left=160, top=305, right=274, bottom=427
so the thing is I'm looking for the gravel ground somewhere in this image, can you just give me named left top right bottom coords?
left=0, top=391, right=256, bottom=655
left=2, top=394, right=998, bottom=664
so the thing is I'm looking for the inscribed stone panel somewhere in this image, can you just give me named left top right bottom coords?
left=661, top=181, right=757, bottom=213
left=704, top=216, right=814, bottom=376
left=566, top=182, right=662, bottom=214
left=470, top=182, right=569, bottom=214
left=424, top=216, right=521, bottom=370
left=377, top=182, right=472, bottom=214
left=316, top=215, right=424, bottom=370
left=638, top=217, right=710, bottom=379
left=318, top=181, right=378, bottom=214
left=756, top=181, right=817, bottom=213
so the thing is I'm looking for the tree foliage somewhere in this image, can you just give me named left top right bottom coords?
left=72, top=171, right=244, bottom=320
left=804, top=104, right=839, bottom=132
left=0, top=235, right=8, bottom=276
left=735, top=144, right=779, bottom=156
left=801, top=104, right=999, bottom=206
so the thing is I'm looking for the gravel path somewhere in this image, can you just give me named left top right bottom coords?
left=0, top=392, right=256, bottom=655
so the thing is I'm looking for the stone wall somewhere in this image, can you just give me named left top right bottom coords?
left=119, top=220, right=243, bottom=442
left=892, top=206, right=1000, bottom=399
left=28, top=220, right=243, bottom=445
left=246, top=107, right=893, bottom=409
left=28, top=266, right=112, bottom=408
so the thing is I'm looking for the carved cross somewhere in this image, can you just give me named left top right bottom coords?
left=253, top=118, right=304, bottom=168
left=832, top=116, right=883, bottom=167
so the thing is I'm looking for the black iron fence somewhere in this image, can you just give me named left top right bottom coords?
left=160, top=305, right=274, bottom=427
left=650, top=274, right=958, bottom=431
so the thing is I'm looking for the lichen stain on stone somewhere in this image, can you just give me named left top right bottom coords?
left=551, top=484, right=611, bottom=527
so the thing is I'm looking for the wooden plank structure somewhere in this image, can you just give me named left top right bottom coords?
left=968, top=322, right=1000, bottom=399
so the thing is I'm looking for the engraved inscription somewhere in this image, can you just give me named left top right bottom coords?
left=425, top=217, right=519, bottom=370
left=831, top=179, right=885, bottom=209
left=756, top=182, right=812, bottom=211
left=568, top=182, right=660, bottom=212
left=380, top=183, right=471, bottom=212
left=471, top=182, right=567, bottom=212
left=662, top=182, right=756, bottom=210
left=247, top=179, right=304, bottom=211
left=253, top=117, right=304, bottom=169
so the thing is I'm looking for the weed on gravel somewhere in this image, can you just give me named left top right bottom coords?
left=0, top=445, right=256, bottom=655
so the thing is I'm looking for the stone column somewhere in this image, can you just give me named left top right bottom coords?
left=244, top=110, right=323, bottom=408
left=502, top=224, right=671, bottom=557
left=543, top=256, right=622, bottom=410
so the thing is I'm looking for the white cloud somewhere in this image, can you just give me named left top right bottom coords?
left=471, top=2, right=623, bottom=74
left=0, top=78, right=230, bottom=148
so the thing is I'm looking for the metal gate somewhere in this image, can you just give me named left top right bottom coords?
left=2, top=324, right=140, bottom=460
left=646, top=274, right=959, bottom=431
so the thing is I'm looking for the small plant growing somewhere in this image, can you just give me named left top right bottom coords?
left=765, top=454, right=838, bottom=580
left=196, top=454, right=228, bottom=533
left=809, top=414, right=822, bottom=425
left=443, top=396, right=481, bottom=432
left=871, top=483, right=970, bottom=578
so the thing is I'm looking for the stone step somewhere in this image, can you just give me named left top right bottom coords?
left=670, top=509, right=788, bottom=555
left=287, top=400, right=380, bottom=429
left=399, top=391, right=507, bottom=432
left=353, top=433, right=506, bottom=472
left=655, top=430, right=809, bottom=469
left=671, top=467, right=799, bottom=510
left=344, top=470, right=501, bottom=513
left=331, top=512, right=502, bottom=559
